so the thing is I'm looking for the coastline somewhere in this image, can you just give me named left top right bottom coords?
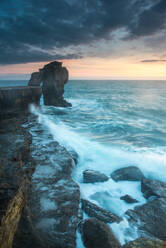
left=1, top=63, right=166, bottom=247
left=0, top=114, right=80, bottom=248
left=1, top=105, right=166, bottom=248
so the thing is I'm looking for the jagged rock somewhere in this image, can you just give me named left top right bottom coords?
left=122, top=237, right=166, bottom=248
left=111, top=166, right=144, bottom=182
left=81, top=199, right=122, bottom=223
left=0, top=86, right=42, bottom=119
left=81, top=218, right=120, bottom=248
left=25, top=119, right=80, bottom=248
left=126, top=197, right=166, bottom=241
left=0, top=117, right=40, bottom=248
left=120, top=195, right=138, bottom=204
left=28, top=72, right=42, bottom=86
left=83, top=170, right=109, bottom=183
left=28, top=61, right=71, bottom=107
left=0, top=179, right=28, bottom=248
left=141, top=178, right=166, bottom=199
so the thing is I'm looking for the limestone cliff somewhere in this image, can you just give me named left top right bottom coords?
left=0, top=86, right=42, bottom=119
left=28, top=61, right=71, bottom=107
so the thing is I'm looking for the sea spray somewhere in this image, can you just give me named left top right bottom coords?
left=30, top=81, right=166, bottom=244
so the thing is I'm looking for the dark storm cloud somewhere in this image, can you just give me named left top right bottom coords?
left=128, top=0, right=166, bottom=38
left=0, top=0, right=166, bottom=64
left=141, top=59, right=166, bottom=63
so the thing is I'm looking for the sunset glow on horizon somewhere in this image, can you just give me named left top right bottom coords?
left=1, top=57, right=166, bottom=80
left=1, top=0, right=166, bottom=81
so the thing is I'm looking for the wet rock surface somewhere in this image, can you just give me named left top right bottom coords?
left=111, top=166, right=144, bottom=182
left=126, top=197, right=166, bottom=241
left=120, top=195, right=138, bottom=204
left=26, top=119, right=80, bottom=248
left=83, top=169, right=109, bottom=183
left=141, top=178, right=166, bottom=199
left=81, top=199, right=122, bottom=223
left=81, top=218, right=120, bottom=248
left=0, top=115, right=80, bottom=248
left=122, top=237, right=166, bottom=248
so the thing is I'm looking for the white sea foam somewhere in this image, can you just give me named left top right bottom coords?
left=30, top=104, right=166, bottom=245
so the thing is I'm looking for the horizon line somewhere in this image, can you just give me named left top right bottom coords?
left=0, top=78, right=166, bottom=81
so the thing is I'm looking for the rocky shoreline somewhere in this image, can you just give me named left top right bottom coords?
left=1, top=114, right=166, bottom=248
left=1, top=61, right=166, bottom=248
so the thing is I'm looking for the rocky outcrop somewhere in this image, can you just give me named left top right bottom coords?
left=83, top=170, right=109, bottom=183
left=0, top=61, right=71, bottom=120
left=111, top=166, right=144, bottom=182
left=28, top=72, right=41, bottom=86
left=0, top=86, right=42, bottom=119
left=122, top=237, right=166, bottom=248
left=126, top=197, right=166, bottom=241
left=81, top=218, right=120, bottom=248
left=81, top=199, right=121, bottom=224
left=0, top=114, right=81, bottom=248
left=0, top=179, right=27, bottom=248
left=0, top=117, right=36, bottom=248
left=24, top=119, right=80, bottom=248
left=28, top=61, right=71, bottom=107
left=120, top=195, right=138, bottom=204
left=141, top=178, right=166, bottom=199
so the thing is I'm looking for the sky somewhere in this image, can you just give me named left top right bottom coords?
left=0, top=0, right=166, bottom=80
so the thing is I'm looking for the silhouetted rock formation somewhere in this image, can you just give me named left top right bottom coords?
left=28, top=72, right=41, bottom=86
left=0, top=86, right=42, bottom=119
left=28, top=61, right=71, bottom=107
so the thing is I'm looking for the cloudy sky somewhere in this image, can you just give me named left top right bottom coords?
left=0, top=0, right=166, bottom=79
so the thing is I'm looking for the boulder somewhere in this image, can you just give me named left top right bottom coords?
left=141, top=178, right=166, bottom=199
left=120, top=195, right=138, bottom=204
left=81, top=218, right=120, bottom=248
left=83, top=170, right=109, bottom=183
left=126, top=197, right=166, bottom=241
left=81, top=199, right=122, bottom=223
left=122, top=237, right=166, bottom=248
left=111, top=166, right=144, bottom=182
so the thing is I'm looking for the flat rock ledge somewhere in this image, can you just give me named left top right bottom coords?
left=0, top=86, right=42, bottom=119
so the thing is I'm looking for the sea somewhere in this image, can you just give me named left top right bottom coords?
left=1, top=79, right=166, bottom=245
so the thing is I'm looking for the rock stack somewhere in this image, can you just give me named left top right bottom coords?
left=28, top=61, right=71, bottom=107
